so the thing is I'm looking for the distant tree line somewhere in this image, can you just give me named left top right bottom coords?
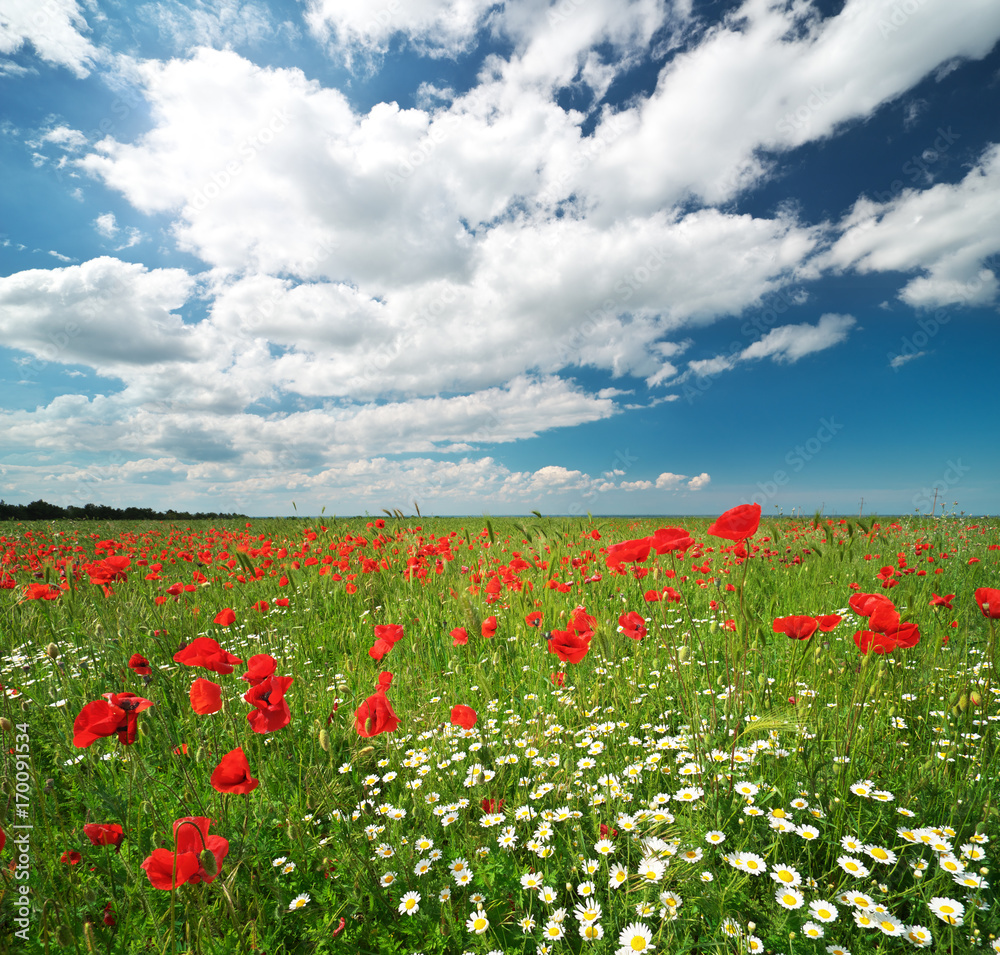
left=0, top=499, right=247, bottom=522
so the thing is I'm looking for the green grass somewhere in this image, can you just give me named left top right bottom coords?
left=1, top=513, right=998, bottom=955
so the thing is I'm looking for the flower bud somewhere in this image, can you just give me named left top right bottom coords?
left=0, top=717, right=11, bottom=733
left=199, top=849, right=218, bottom=878
left=46, top=643, right=59, bottom=659
left=318, top=729, right=330, bottom=752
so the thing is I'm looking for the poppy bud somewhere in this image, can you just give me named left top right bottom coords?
left=46, top=642, right=59, bottom=659
left=677, top=646, right=689, bottom=664
left=958, top=694, right=969, bottom=713
left=318, top=729, right=330, bottom=752
left=358, top=746, right=374, bottom=759
left=199, top=849, right=218, bottom=878
left=970, top=690, right=983, bottom=707
left=757, top=673, right=766, bottom=687
left=0, top=717, right=11, bottom=733
left=83, top=921, right=97, bottom=953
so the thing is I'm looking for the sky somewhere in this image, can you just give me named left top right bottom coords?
left=1, top=0, right=999, bottom=519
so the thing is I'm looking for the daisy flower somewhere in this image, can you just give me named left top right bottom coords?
left=637, top=857, right=665, bottom=882
left=617, top=921, right=654, bottom=953
left=928, top=897, right=964, bottom=925
left=449, top=857, right=470, bottom=876
left=414, top=836, right=434, bottom=852
left=809, top=900, right=839, bottom=923
left=398, top=891, right=420, bottom=916
left=837, top=855, right=870, bottom=877
left=453, top=870, right=473, bottom=886
left=577, top=880, right=596, bottom=898
left=519, top=915, right=536, bottom=933
left=875, top=914, right=904, bottom=936
left=575, top=900, right=603, bottom=922
left=840, top=835, right=864, bottom=852
left=776, top=888, right=805, bottom=910
left=843, top=891, right=873, bottom=909
left=609, top=863, right=629, bottom=888
left=414, top=859, right=432, bottom=876
left=864, top=844, right=897, bottom=864
left=797, top=824, right=820, bottom=841
left=580, top=922, right=604, bottom=940
left=720, top=919, right=741, bottom=938
left=466, top=909, right=489, bottom=934
left=539, top=885, right=560, bottom=904
left=379, top=871, right=398, bottom=888
left=746, top=935, right=765, bottom=953
left=520, top=871, right=544, bottom=891
left=849, top=780, right=874, bottom=797
left=288, top=893, right=310, bottom=911
left=826, top=946, right=851, bottom=955
left=542, top=921, right=565, bottom=940
left=705, top=830, right=726, bottom=845
left=737, top=852, right=767, bottom=875
left=594, top=838, right=615, bottom=855
left=802, top=922, right=825, bottom=940
left=904, top=925, right=933, bottom=948
left=438, top=886, right=451, bottom=902
left=770, top=863, right=801, bottom=886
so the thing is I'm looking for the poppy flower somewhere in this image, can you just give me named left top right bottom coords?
left=450, top=627, right=468, bottom=646
left=649, top=527, right=695, bottom=554
left=929, top=593, right=955, bottom=609
left=86, top=555, right=130, bottom=586
left=210, top=748, right=259, bottom=795
left=853, top=630, right=897, bottom=655
left=481, top=616, right=498, bottom=638
left=816, top=614, right=842, bottom=631
left=974, top=587, right=1000, bottom=619
left=62, top=850, right=82, bottom=865
left=213, top=608, right=236, bottom=627
left=618, top=611, right=647, bottom=641
left=241, top=654, right=277, bottom=686
left=370, top=624, right=405, bottom=660
left=73, top=693, right=153, bottom=748
left=244, top=675, right=293, bottom=734
left=481, top=798, right=504, bottom=812
left=773, top=616, right=819, bottom=641
left=173, top=637, right=243, bottom=675
left=83, top=823, right=124, bottom=850
left=568, top=607, right=597, bottom=635
left=355, top=672, right=400, bottom=738
left=103, top=902, right=115, bottom=927
left=23, top=583, right=62, bottom=600
left=128, top=654, right=152, bottom=676
left=550, top=671, right=565, bottom=686
left=189, top=678, right=222, bottom=716
left=451, top=705, right=477, bottom=729
left=848, top=592, right=895, bottom=617
left=605, top=537, right=651, bottom=567
left=548, top=628, right=591, bottom=664
left=643, top=589, right=662, bottom=602
left=707, top=503, right=761, bottom=542
left=525, top=611, right=543, bottom=628
left=141, top=817, right=229, bottom=890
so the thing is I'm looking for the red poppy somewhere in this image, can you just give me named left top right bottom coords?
left=73, top=693, right=153, bottom=748
left=481, top=616, right=498, bottom=638
left=210, top=748, right=259, bottom=795
left=141, top=817, right=229, bottom=890
left=189, top=678, right=222, bottom=716
left=173, top=637, right=243, bottom=675
left=848, top=592, right=895, bottom=617
left=974, top=587, right=1000, bottom=619
left=649, top=527, right=695, bottom=554
left=643, top=589, right=662, bottom=602
left=707, top=503, right=761, bottom=542
left=355, top=673, right=400, bottom=738
left=86, top=555, right=130, bottom=586
left=0, top=573, right=16, bottom=589
left=128, top=654, right=152, bottom=676
left=450, top=704, right=477, bottom=729
left=252, top=599, right=269, bottom=613
left=213, top=608, right=236, bottom=626
left=525, top=611, right=543, bottom=628
left=241, top=654, right=277, bottom=686
left=244, top=675, right=293, bottom=734
left=369, top=624, right=405, bottom=660
left=815, top=614, right=842, bottom=631
left=103, top=902, right=115, bottom=927
left=23, top=582, right=62, bottom=600
left=605, top=537, right=651, bottom=567
left=929, top=593, right=955, bottom=609
left=618, top=611, right=647, bottom=641
left=568, top=607, right=596, bottom=635
left=772, top=615, right=819, bottom=641
left=83, top=823, right=124, bottom=850
left=481, top=798, right=504, bottom=812
left=62, top=850, right=82, bottom=865
left=550, top=671, right=565, bottom=686
left=450, top=627, right=468, bottom=646
left=548, top=628, right=591, bottom=664
left=853, top=629, right=897, bottom=655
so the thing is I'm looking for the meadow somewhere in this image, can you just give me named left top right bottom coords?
left=1, top=505, right=998, bottom=955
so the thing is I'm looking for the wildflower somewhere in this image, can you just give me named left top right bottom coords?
left=282, top=862, right=296, bottom=874
left=864, top=844, right=897, bottom=864
left=617, top=921, right=654, bottom=953
left=414, top=859, right=432, bottom=876
left=398, top=891, right=420, bottom=915
left=737, top=852, right=767, bottom=875
left=928, top=897, right=964, bottom=925
left=542, top=921, right=565, bottom=940
left=904, top=925, right=934, bottom=948
left=609, top=863, right=629, bottom=888
left=849, top=780, right=874, bottom=798
left=770, top=864, right=801, bottom=886
left=776, top=888, right=805, bottom=910
left=521, top=871, right=544, bottom=890
left=288, top=893, right=310, bottom=911
left=802, top=922, right=825, bottom=939
left=705, top=830, right=726, bottom=844
left=580, top=922, right=604, bottom=940
left=810, top=900, right=839, bottom=923
left=746, top=936, right=765, bottom=954
left=244, top=674, right=294, bottom=734
left=210, top=748, right=259, bottom=795
left=466, top=908, right=489, bottom=934
left=141, top=817, right=228, bottom=890
left=379, top=871, right=397, bottom=887
left=73, top=692, right=153, bottom=748
left=637, top=857, right=665, bottom=882
left=594, top=838, right=615, bottom=855
left=837, top=855, right=870, bottom=877
left=539, top=885, right=559, bottom=904
left=519, top=915, right=536, bottom=933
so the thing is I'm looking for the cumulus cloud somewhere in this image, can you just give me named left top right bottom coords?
left=740, top=313, right=856, bottom=363
left=826, top=144, right=1000, bottom=308
left=0, top=0, right=99, bottom=77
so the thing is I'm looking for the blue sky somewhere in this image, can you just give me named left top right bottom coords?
left=1, top=0, right=998, bottom=518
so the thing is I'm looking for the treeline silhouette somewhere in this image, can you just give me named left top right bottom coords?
left=0, top=499, right=247, bottom=522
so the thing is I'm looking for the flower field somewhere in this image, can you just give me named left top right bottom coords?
left=1, top=506, right=999, bottom=955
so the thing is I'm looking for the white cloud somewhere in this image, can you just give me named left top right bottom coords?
left=620, top=479, right=653, bottom=491
left=94, top=212, right=118, bottom=237
left=826, top=144, right=1000, bottom=308
left=655, top=472, right=686, bottom=488
left=740, top=313, right=856, bottom=363
left=687, top=471, right=710, bottom=490
left=0, top=0, right=99, bottom=77
left=889, top=351, right=926, bottom=369
left=135, top=0, right=283, bottom=53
